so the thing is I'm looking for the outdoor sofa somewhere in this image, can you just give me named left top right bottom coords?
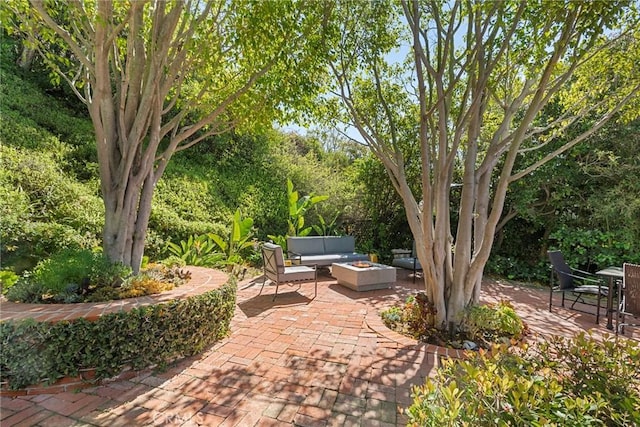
left=286, top=236, right=369, bottom=267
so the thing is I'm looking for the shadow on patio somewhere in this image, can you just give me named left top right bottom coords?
left=1, top=268, right=637, bottom=426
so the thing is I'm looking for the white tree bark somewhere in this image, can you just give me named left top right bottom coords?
left=22, top=0, right=321, bottom=273
left=330, top=0, right=639, bottom=329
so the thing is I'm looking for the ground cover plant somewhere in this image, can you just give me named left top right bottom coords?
left=406, top=333, right=640, bottom=426
left=381, top=295, right=527, bottom=350
left=5, top=248, right=190, bottom=304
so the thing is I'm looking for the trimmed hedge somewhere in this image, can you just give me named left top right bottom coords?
left=0, top=279, right=237, bottom=390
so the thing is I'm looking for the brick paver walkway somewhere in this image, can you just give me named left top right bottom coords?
left=1, top=269, right=636, bottom=426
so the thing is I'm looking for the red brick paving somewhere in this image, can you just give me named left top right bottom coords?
left=1, top=268, right=638, bottom=426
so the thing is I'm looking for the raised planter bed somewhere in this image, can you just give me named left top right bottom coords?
left=0, top=267, right=233, bottom=395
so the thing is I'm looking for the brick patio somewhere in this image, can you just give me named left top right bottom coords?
left=1, top=268, right=637, bottom=426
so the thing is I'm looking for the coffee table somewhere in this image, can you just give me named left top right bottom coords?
left=331, top=262, right=396, bottom=292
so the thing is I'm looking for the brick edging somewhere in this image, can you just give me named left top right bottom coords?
left=364, top=310, right=465, bottom=359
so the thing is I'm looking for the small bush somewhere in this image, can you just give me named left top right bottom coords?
left=381, top=295, right=524, bottom=348
left=8, top=251, right=193, bottom=303
left=406, top=333, right=640, bottom=426
left=5, top=278, right=47, bottom=304
left=461, top=301, right=526, bottom=346
left=117, top=264, right=191, bottom=299
left=119, top=276, right=170, bottom=299
left=381, top=293, right=439, bottom=341
left=165, top=234, right=225, bottom=267
left=31, top=249, right=128, bottom=293
left=0, top=270, right=19, bottom=294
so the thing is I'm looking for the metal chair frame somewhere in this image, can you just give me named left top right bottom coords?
left=548, top=250, right=607, bottom=324
left=260, top=243, right=317, bottom=301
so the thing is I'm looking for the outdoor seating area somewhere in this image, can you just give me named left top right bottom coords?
left=2, top=267, right=638, bottom=426
left=548, top=250, right=640, bottom=336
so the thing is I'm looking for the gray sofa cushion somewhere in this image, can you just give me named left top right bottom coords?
left=286, top=236, right=368, bottom=266
left=392, top=257, right=422, bottom=270
left=302, top=253, right=369, bottom=265
left=323, top=236, right=355, bottom=253
left=288, top=237, right=325, bottom=255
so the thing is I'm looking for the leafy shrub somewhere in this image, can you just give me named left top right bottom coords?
left=116, top=263, right=192, bottom=299
left=119, top=276, right=171, bottom=299
left=5, top=278, right=47, bottom=304
left=461, top=301, right=526, bottom=346
left=485, top=254, right=548, bottom=283
left=209, top=209, right=256, bottom=267
left=0, top=270, right=19, bottom=294
left=6, top=249, right=131, bottom=303
left=0, top=280, right=237, bottom=389
left=8, top=250, right=193, bottom=304
left=381, top=293, right=438, bottom=341
left=165, top=234, right=224, bottom=267
left=0, top=145, right=103, bottom=269
left=406, top=333, right=640, bottom=426
left=381, top=296, right=526, bottom=349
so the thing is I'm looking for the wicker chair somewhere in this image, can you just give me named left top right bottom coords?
left=616, top=263, right=640, bottom=335
left=260, top=243, right=317, bottom=301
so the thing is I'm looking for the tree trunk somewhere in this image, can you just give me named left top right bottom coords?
left=101, top=174, right=154, bottom=275
left=17, top=45, right=36, bottom=70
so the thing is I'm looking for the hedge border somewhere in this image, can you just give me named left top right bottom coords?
left=0, top=278, right=237, bottom=391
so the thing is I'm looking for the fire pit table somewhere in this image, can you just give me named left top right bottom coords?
left=331, top=261, right=396, bottom=292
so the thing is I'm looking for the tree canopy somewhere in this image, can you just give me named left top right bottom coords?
left=2, top=0, right=331, bottom=272
left=324, top=0, right=640, bottom=328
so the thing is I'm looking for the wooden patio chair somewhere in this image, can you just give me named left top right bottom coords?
left=548, top=250, right=607, bottom=323
left=260, top=242, right=317, bottom=301
left=616, top=263, right=640, bottom=335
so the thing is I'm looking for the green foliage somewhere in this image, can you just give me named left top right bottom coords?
left=406, top=333, right=640, bottom=426
left=266, top=234, right=289, bottom=253
left=312, top=213, right=341, bottom=236
left=461, top=301, right=526, bottom=346
left=382, top=297, right=526, bottom=349
left=0, top=144, right=103, bottom=270
left=0, top=280, right=237, bottom=389
left=4, top=279, right=46, bottom=304
left=209, top=209, right=256, bottom=266
left=6, top=249, right=131, bottom=303
left=486, top=254, right=549, bottom=283
left=495, top=118, right=640, bottom=281
left=4, top=249, right=191, bottom=304
left=0, top=270, right=19, bottom=294
left=286, top=178, right=329, bottom=236
left=165, top=234, right=224, bottom=267
left=86, top=264, right=192, bottom=302
left=348, top=155, right=413, bottom=261
left=381, top=293, right=438, bottom=341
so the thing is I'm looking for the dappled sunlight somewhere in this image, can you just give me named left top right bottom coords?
left=4, top=267, right=636, bottom=425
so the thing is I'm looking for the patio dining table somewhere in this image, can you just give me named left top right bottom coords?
left=596, top=266, right=623, bottom=330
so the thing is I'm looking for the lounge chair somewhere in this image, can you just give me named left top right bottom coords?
left=260, top=242, right=317, bottom=301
